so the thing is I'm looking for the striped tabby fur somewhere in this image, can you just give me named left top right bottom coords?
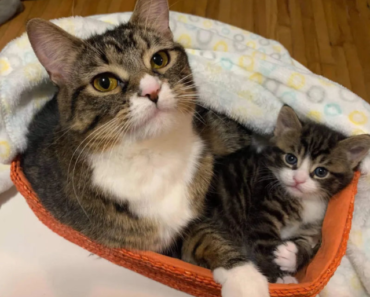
left=182, top=106, right=370, bottom=283
left=21, top=0, right=251, bottom=253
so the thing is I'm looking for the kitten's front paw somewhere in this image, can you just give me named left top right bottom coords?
left=213, top=263, right=270, bottom=297
left=273, top=241, right=298, bottom=272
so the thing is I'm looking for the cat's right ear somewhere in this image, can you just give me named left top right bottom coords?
left=274, top=105, right=302, bottom=137
left=130, top=0, right=172, bottom=39
left=335, top=134, right=370, bottom=169
left=27, top=18, right=83, bottom=86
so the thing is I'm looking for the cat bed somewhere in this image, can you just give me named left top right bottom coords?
left=3, top=11, right=370, bottom=296
left=11, top=158, right=359, bottom=297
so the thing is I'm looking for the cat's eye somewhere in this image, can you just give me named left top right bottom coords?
left=285, top=153, right=298, bottom=165
left=151, top=51, right=169, bottom=69
left=314, top=167, right=328, bottom=178
left=93, top=74, right=118, bottom=92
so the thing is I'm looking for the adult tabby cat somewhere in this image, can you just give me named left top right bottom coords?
left=22, top=0, right=250, bottom=254
left=181, top=106, right=370, bottom=296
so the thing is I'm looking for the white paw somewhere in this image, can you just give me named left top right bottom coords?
left=276, top=275, right=298, bottom=284
left=273, top=241, right=298, bottom=272
left=213, top=263, right=270, bottom=297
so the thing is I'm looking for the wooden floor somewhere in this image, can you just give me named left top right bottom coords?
left=0, top=0, right=369, bottom=102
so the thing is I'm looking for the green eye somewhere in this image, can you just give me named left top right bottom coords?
left=93, top=74, right=118, bottom=92
left=151, top=51, right=169, bottom=69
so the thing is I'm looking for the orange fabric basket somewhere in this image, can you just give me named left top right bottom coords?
left=11, top=158, right=359, bottom=297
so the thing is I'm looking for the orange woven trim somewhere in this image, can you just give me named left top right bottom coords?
left=11, top=158, right=359, bottom=297
left=306, top=174, right=357, bottom=291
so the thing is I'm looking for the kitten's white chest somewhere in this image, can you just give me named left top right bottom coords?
left=89, top=126, right=204, bottom=249
left=280, top=199, right=327, bottom=240
left=301, top=199, right=327, bottom=224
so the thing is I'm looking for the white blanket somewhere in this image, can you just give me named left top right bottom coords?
left=1, top=12, right=370, bottom=297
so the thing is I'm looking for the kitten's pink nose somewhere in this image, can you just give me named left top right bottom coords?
left=140, top=74, right=161, bottom=104
left=293, top=172, right=307, bottom=185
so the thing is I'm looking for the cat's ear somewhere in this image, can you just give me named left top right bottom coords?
left=336, top=134, right=370, bottom=168
left=27, top=18, right=83, bottom=86
left=130, top=0, right=172, bottom=39
left=274, top=105, right=302, bottom=137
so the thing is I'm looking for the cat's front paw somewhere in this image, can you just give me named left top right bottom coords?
left=213, top=263, right=270, bottom=297
left=273, top=241, right=298, bottom=272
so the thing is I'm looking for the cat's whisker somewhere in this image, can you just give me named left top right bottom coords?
left=177, top=95, right=200, bottom=100
left=177, top=102, right=205, bottom=125
left=44, top=126, right=71, bottom=149
left=175, top=72, right=194, bottom=85
left=176, top=98, right=227, bottom=123
left=106, top=120, right=133, bottom=166
left=193, top=111, right=206, bottom=125
left=68, top=117, right=119, bottom=173
left=69, top=118, right=120, bottom=219
left=175, top=85, right=197, bottom=92
left=71, top=119, right=119, bottom=174
left=100, top=119, right=128, bottom=153
left=67, top=117, right=118, bottom=181
left=176, top=92, right=199, bottom=96
left=77, top=119, right=123, bottom=210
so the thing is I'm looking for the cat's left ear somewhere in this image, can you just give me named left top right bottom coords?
left=336, top=134, right=370, bottom=168
left=27, top=18, right=83, bottom=85
left=130, top=0, right=172, bottom=39
left=274, top=105, right=302, bottom=137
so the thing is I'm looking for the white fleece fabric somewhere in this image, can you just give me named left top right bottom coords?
left=1, top=12, right=370, bottom=296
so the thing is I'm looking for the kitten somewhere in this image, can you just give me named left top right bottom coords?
left=181, top=106, right=370, bottom=297
left=22, top=0, right=250, bottom=253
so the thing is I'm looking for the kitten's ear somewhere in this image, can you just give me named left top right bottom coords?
left=336, top=134, right=370, bottom=168
left=27, top=18, right=83, bottom=86
left=130, top=0, right=172, bottom=39
left=274, top=105, right=302, bottom=137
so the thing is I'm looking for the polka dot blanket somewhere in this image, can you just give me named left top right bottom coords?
left=1, top=11, right=370, bottom=297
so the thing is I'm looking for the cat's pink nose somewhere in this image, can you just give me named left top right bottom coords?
left=140, top=74, right=161, bottom=104
left=293, top=174, right=307, bottom=185
left=144, top=89, right=160, bottom=103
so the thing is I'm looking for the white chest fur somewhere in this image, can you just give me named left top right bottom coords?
left=89, top=121, right=204, bottom=248
left=280, top=198, right=327, bottom=240
left=301, top=199, right=327, bottom=224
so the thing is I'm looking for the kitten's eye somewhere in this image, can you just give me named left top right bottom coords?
left=314, top=167, right=328, bottom=178
left=93, top=74, right=118, bottom=92
left=151, top=51, right=169, bottom=69
left=285, top=153, right=298, bottom=165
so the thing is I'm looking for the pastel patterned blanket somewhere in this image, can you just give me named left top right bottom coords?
left=1, top=12, right=370, bottom=297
